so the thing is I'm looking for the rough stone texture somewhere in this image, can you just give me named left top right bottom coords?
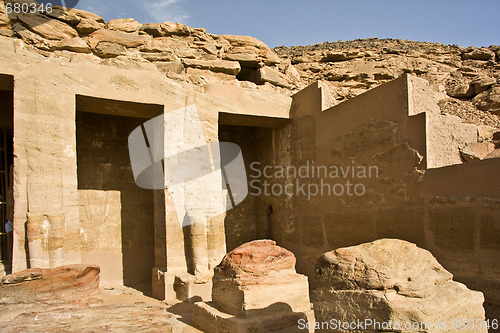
left=94, top=41, right=127, bottom=58
left=76, top=18, right=103, bottom=34
left=45, top=6, right=105, bottom=26
left=2, top=7, right=499, bottom=130
left=51, top=37, right=91, bottom=53
left=0, top=30, right=291, bottom=308
left=16, top=13, right=78, bottom=40
left=274, top=39, right=500, bottom=127
left=477, top=125, right=498, bottom=142
left=211, top=240, right=311, bottom=316
left=106, top=18, right=141, bottom=33
left=0, top=265, right=101, bottom=305
left=0, top=266, right=200, bottom=332
left=0, top=304, right=194, bottom=333
left=313, top=239, right=488, bottom=333
left=258, top=66, right=292, bottom=88
left=222, top=35, right=281, bottom=67
left=0, top=6, right=499, bottom=327
left=182, top=58, right=241, bottom=75
left=193, top=240, right=314, bottom=332
left=460, top=142, right=496, bottom=161
left=475, top=86, right=500, bottom=114
left=463, top=47, right=496, bottom=61
left=89, top=28, right=151, bottom=48
left=269, top=74, right=500, bottom=326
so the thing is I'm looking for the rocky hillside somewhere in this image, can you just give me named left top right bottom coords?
left=0, top=2, right=499, bottom=130
left=274, top=39, right=500, bottom=129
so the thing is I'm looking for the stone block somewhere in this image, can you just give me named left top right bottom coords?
left=193, top=240, right=314, bottom=332
left=193, top=301, right=315, bottom=333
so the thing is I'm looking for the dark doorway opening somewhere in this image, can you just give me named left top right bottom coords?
left=218, top=112, right=288, bottom=251
left=0, top=74, right=14, bottom=276
left=76, top=95, right=163, bottom=294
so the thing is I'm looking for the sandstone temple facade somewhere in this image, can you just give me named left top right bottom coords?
left=0, top=3, right=499, bottom=327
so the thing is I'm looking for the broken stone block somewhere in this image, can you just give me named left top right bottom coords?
left=258, top=67, right=292, bottom=88
left=16, top=13, right=78, bottom=41
left=474, top=86, right=500, bottom=114
left=94, top=42, right=127, bottom=58
left=0, top=265, right=101, bottom=305
left=477, top=125, right=498, bottom=142
left=484, top=149, right=500, bottom=159
left=460, top=142, right=496, bottom=162
left=446, top=71, right=475, bottom=98
left=193, top=240, right=314, bottom=333
left=462, top=47, right=496, bottom=61
left=182, top=58, right=241, bottom=75
left=89, top=29, right=151, bottom=48
left=76, top=18, right=103, bottom=34
left=106, top=18, right=141, bottom=33
left=472, top=75, right=496, bottom=94
left=313, top=239, right=487, bottom=333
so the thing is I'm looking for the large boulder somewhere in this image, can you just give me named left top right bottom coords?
left=474, top=85, right=500, bottom=114
left=106, top=18, right=141, bottom=33
left=313, top=239, right=488, bottom=332
left=16, top=12, right=78, bottom=40
left=222, top=35, right=281, bottom=67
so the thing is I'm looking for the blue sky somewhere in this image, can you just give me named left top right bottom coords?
left=74, top=0, right=500, bottom=48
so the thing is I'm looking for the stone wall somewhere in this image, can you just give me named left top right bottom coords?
left=263, top=74, right=500, bottom=322
left=0, top=32, right=290, bottom=298
left=0, top=4, right=498, bottom=321
left=77, top=111, right=155, bottom=289
left=219, top=124, right=276, bottom=251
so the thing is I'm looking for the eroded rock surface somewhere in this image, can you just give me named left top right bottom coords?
left=193, top=240, right=314, bottom=332
left=0, top=265, right=199, bottom=332
left=313, top=239, right=488, bottom=332
left=274, top=40, right=500, bottom=129
left=0, top=265, right=101, bottom=305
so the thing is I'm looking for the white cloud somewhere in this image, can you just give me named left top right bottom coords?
left=146, top=0, right=189, bottom=23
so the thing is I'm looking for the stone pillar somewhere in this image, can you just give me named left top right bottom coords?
left=193, top=240, right=315, bottom=333
left=12, top=71, right=81, bottom=271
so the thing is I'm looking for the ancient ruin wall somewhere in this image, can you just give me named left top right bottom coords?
left=258, top=74, right=500, bottom=322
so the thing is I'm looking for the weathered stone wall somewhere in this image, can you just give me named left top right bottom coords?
left=267, top=74, right=500, bottom=323
left=0, top=32, right=290, bottom=298
left=219, top=124, right=276, bottom=251
left=0, top=4, right=498, bottom=320
left=77, top=112, right=155, bottom=288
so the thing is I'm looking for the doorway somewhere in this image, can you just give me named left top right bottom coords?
left=218, top=112, right=288, bottom=251
left=0, top=74, right=14, bottom=275
left=76, top=95, right=163, bottom=294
